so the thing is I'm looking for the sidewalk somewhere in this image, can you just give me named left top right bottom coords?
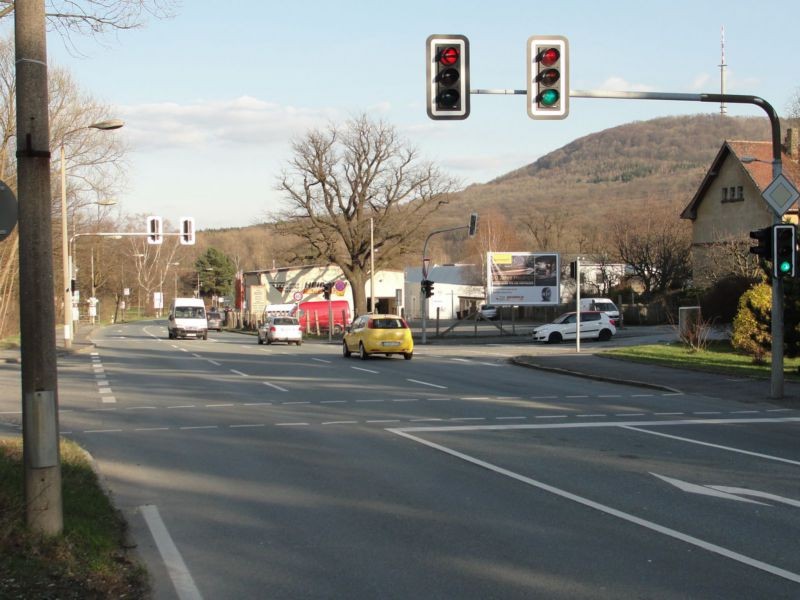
left=0, top=322, right=98, bottom=364
left=512, top=352, right=800, bottom=405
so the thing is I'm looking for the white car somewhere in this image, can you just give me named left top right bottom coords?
left=258, top=316, right=303, bottom=345
left=478, top=304, right=498, bottom=320
left=531, top=311, right=616, bottom=343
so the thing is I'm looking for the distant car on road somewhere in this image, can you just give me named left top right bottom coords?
left=258, top=316, right=303, bottom=345
left=206, top=310, right=223, bottom=332
left=342, top=314, right=413, bottom=360
left=531, top=311, right=616, bottom=344
left=478, top=304, right=498, bottom=320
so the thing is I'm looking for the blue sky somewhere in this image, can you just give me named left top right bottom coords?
left=19, top=0, right=800, bottom=228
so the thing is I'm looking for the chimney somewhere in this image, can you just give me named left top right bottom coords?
left=785, top=127, right=799, bottom=159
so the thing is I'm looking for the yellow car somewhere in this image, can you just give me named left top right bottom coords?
left=342, top=314, right=414, bottom=360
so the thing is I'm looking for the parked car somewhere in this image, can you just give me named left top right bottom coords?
left=258, top=316, right=303, bottom=345
left=531, top=311, right=616, bottom=344
left=578, top=298, right=621, bottom=326
left=342, top=314, right=413, bottom=360
left=478, top=304, right=498, bottom=320
left=206, top=310, right=223, bottom=332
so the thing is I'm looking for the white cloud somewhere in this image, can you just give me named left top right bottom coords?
left=599, top=77, right=656, bottom=93
left=119, top=97, right=341, bottom=151
left=691, top=73, right=711, bottom=90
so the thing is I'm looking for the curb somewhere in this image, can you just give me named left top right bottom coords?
left=510, top=356, right=683, bottom=394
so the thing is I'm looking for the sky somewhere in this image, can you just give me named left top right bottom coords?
left=10, top=0, right=800, bottom=230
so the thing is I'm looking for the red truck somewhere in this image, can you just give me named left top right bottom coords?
left=298, top=300, right=351, bottom=334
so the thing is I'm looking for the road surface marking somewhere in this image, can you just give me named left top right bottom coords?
left=651, top=473, right=768, bottom=505
left=263, top=381, right=288, bottom=392
left=84, top=429, right=122, bottom=433
left=180, top=426, right=218, bottom=430
left=140, top=505, right=203, bottom=600
left=168, top=405, right=196, bottom=409
left=230, top=369, right=248, bottom=377
left=536, top=415, right=568, bottom=419
left=282, top=401, right=310, bottom=405
left=312, top=358, right=331, bottom=364
left=205, top=404, right=234, bottom=408
left=135, top=427, right=169, bottom=431
left=322, top=421, right=359, bottom=425
left=206, top=359, right=221, bottom=366
left=616, top=413, right=646, bottom=417
left=276, top=422, right=309, bottom=426
left=496, top=416, right=527, bottom=420
left=101, top=396, right=117, bottom=404
left=230, top=424, right=266, bottom=429
left=577, top=414, right=606, bottom=418
left=622, top=425, right=800, bottom=466
left=244, top=402, right=273, bottom=406
left=356, top=399, right=384, bottom=403
left=320, top=400, right=346, bottom=404
left=654, top=412, right=684, bottom=416
left=367, top=419, right=400, bottom=423
left=390, top=430, right=800, bottom=585
left=407, top=378, right=447, bottom=389
left=352, top=366, right=380, bottom=374
left=392, top=398, right=418, bottom=402
left=127, top=406, right=157, bottom=410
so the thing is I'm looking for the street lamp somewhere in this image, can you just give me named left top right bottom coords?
left=60, top=119, right=124, bottom=348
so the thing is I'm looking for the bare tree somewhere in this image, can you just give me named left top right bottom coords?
left=613, top=214, right=692, bottom=297
left=274, top=114, right=457, bottom=314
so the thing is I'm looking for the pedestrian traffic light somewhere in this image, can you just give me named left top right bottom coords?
left=322, top=282, right=332, bottom=300
left=749, top=226, right=773, bottom=260
left=468, top=213, right=478, bottom=237
left=180, top=217, right=195, bottom=245
left=527, top=35, right=569, bottom=120
left=147, top=216, right=162, bottom=245
left=426, top=34, right=470, bottom=120
left=773, top=224, right=796, bottom=278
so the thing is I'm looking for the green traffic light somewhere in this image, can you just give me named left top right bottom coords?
left=539, top=89, right=559, bottom=107
left=780, top=261, right=792, bottom=274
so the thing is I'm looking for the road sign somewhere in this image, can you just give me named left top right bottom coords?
left=762, top=173, right=800, bottom=217
left=292, top=291, right=303, bottom=302
left=0, top=180, right=18, bottom=242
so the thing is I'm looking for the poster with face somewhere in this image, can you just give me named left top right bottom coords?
left=487, top=252, right=559, bottom=306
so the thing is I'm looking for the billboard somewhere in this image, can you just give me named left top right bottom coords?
left=487, top=252, right=559, bottom=306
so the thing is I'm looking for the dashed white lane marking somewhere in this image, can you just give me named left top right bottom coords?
left=352, top=366, right=379, bottom=374
left=276, top=422, right=309, bottom=427
left=262, top=381, right=288, bottom=392
left=101, top=396, right=117, bottom=404
left=140, top=505, right=203, bottom=600
left=322, top=421, right=359, bottom=425
left=407, top=379, right=447, bottom=389
left=206, top=359, right=221, bottom=366
left=230, top=369, right=248, bottom=377
left=180, top=425, right=218, bottom=431
left=312, top=358, right=331, bottom=364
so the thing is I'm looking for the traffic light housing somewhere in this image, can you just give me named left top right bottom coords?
left=421, top=279, right=434, bottom=298
left=773, top=224, right=796, bottom=278
left=527, top=35, right=569, bottom=120
left=569, top=261, right=577, bottom=280
left=147, top=216, right=162, bottom=245
left=468, top=213, right=478, bottom=237
left=426, top=34, right=470, bottom=120
left=322, top=282, right=332, bottom=300
left=180, top=217, right=195, bottom=245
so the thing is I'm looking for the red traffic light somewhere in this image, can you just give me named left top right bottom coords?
left=540, top=47, right=560, bottom=67
left=438, top=46, right=459, bottom=66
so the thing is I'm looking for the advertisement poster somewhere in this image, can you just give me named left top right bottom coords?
left=487, top=252, right=559, bottom=305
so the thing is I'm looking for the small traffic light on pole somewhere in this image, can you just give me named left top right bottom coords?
left=323, top=282, right=332, bottom=300
left=147, top=216, right=162, bottom=245
left=773, top=224, right=796, bottom=278
left=426, top=34, right=470, bottom=120
left=468, top=213, right=478, bottom=237
left=421, top=279, right=435, bottom=298
left=569, top=261, right=577, bottom=280
left=749, top=226, right=773, bottom=261
left=180, top=217, right=195, bottom=245
left=527, top=35, right=569, bottom=120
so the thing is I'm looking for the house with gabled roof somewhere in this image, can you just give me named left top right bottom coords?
left=680, top=128, right=800, bottom=286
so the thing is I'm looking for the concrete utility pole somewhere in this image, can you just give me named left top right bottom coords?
left=15, top=0, right=63, bottom=534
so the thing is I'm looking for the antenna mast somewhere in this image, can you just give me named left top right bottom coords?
left=719, top=26, right=727, bottom=115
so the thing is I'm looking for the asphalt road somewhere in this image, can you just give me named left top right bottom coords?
left=1, top=321, right=799, bottom=599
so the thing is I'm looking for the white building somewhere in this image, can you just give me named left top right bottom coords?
left=404, top=264, right=484, bottom=320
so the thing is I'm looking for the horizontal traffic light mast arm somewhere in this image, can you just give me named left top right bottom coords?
left=471, top=89, right=781, bottom=162
left=69, top=231, right=186, bottom=243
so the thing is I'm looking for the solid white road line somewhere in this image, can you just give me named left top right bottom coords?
left=407, top=378, right=447, bottom=389
left=390, top=429, right=800, bottom=585
left=140, top=505, right=203, bottom=600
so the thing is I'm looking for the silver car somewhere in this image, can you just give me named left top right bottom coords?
left=258, top=316, right=303, bottom=346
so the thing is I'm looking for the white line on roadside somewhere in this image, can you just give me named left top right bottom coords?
left=140, top=505, right=203, bottom=600
left=389, top=429, right=800, bottom=586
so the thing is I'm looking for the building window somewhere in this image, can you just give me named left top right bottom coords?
left=737, top=186, right=744, bottom=200
left=721, top=187, right=728, bottom=202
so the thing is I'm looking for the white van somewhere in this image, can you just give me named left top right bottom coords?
left=167, top=298, right=208, bottom=340
left=578, top=298, right=620, bottom=326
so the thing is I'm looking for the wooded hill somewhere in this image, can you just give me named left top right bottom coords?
left=197, top=114, right=773, bottom=270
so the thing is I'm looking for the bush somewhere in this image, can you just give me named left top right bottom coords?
left=731, top=282, right=771, bottom=363
left=700, top=275, right=758, bottom=323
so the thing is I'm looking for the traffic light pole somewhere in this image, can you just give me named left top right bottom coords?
left=421, top=224, right=471, bottom=344
left=472, top=87, right=786, bottom=398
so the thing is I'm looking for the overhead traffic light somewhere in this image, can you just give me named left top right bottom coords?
left=421, top=279, right=434, bottom=298
left=146, top=216, right=162, bottom=245
left=180, top=217, right=195, bottom=245
left=426, top=34, right=470, bottom=120
left=773, top=224, right=796, bottom=278
left=749, top=226, right=773, bottom=261
left=527, top=35, right=569, bottom=120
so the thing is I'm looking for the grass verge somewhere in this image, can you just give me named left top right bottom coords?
left=603, top=340, right=800, bottom=382
left=0, top=436, right=148, bottom=599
